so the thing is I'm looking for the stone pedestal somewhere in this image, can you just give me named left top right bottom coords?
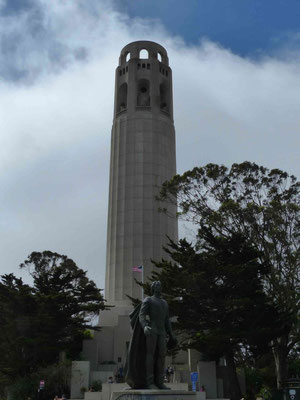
left=111, top=390, right=196, bottom=400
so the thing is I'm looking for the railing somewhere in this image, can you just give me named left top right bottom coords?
left=116, top=109, right=127, bottom=116
left=136, top=106, right=151, bottom=111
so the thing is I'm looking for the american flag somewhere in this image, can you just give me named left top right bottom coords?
left=132, top=265, right=143, bottom=272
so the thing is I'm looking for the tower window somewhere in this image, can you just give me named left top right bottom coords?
left=125, top=52, right=130, bottom=62
left=126, top=66, right=128, bottom=72
left=160, top=82, right=169, bottom=113
left=166, top=70, right=168, bottom=76
left=139, top=49, right=149, bottom=59
left=157, top=52, right=162, bottom=62
left=142, top=63, right=145, bottom=68
left=137, top=63, right=141, bottom=69
left=123, top=68, right=125, bottom=74
left=117, top=83, right=128, bottom=112
left=119, top=70, right=122, bottom=76
left=147, top=63, right=150, bottom=69
left=137, top=79, right=150, bottom=107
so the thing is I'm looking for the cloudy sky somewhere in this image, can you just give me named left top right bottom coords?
left=1, top=0, right=300, bottom=293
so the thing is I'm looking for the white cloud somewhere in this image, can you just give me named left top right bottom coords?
left=0, top=0, right=299, bottom=291
left=169, top=40, right=300, bottom=175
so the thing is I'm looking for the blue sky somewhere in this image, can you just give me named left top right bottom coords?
left=0, top=0, right=299, bottom=289
left=1, top=0, right=300, bottom=83
left=117, top=0, right=300, bottom=56
left=1, top=0, right=300, bottom=74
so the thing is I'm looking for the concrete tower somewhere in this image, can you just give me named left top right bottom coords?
left=105, top=40, right=178, bottom=308
left=82, top=41, right=178, bottom=369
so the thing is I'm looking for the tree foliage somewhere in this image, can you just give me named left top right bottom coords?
left=0, top=251, right=106, bottom=381
left=158, top=161, right=300, bottom=388
left=148, top=231, right=286, bottom=400
left=0, top=274, right=37, bottom=379
left=0, top=361, right=71, bottom=400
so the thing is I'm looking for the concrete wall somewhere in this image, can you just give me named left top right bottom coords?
left=113, top=315, right=131, bottom=364
left=198, top=361, right=217, bottom=399
left=95, top=313, right=132, bottom=364
left=196, top=392, right=206, bottom=400
left=71, top=361, right=90, bottom=399
left=96, top=327, right=115, bottom=364
left=83, top=339, right=99, bottom=371
left=84, top=394, right=102, bottom=400
left=95, top=383, right=190, bottom=400
left=102, top=383, right=128, bottom=400
left=82, top=325, right=125, bottom=368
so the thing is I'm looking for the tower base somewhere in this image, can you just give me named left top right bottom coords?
left=82, top=307, right=133, bottom=372
left=111, top=389, right=196, bottom=400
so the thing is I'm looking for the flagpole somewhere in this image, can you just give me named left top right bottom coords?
left=142, top=265, right=144, bottom=300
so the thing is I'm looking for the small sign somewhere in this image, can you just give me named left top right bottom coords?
left=191, top=372, right=198, bottom=392
left=191, top=372, right=198, bottom=381
left=39, top=380, right=45, bottom=390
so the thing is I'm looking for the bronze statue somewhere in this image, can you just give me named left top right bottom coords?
left=125, top=281, right=177, bottom=390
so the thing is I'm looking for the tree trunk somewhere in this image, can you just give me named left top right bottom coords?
left=272, top=337, right=288, bottom=389
left=225, top=350, right=242, bottom=400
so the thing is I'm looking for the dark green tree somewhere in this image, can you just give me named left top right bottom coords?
left=1, top=361, right=71, bottom=400
left=20, top=251, right=106, bottom=361
left=158, top=162, right=300, bottom=388
left=0, top=274, right=37, bottom=380
left=149, top=232, right=287, bottom=400
left=0, top=251, right=106, bottom=383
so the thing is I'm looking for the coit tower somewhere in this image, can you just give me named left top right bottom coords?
left=105, top=40, right=178, bottom=309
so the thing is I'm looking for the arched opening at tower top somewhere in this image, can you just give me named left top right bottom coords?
left=139, top=49, right=149, bottom=59
left=157, top=53, right=162, bottom=62
left=125, top=52, right=130, bottom=62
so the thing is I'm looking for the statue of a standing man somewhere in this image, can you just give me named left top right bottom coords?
left=125, top=281, right=177, bottom=390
